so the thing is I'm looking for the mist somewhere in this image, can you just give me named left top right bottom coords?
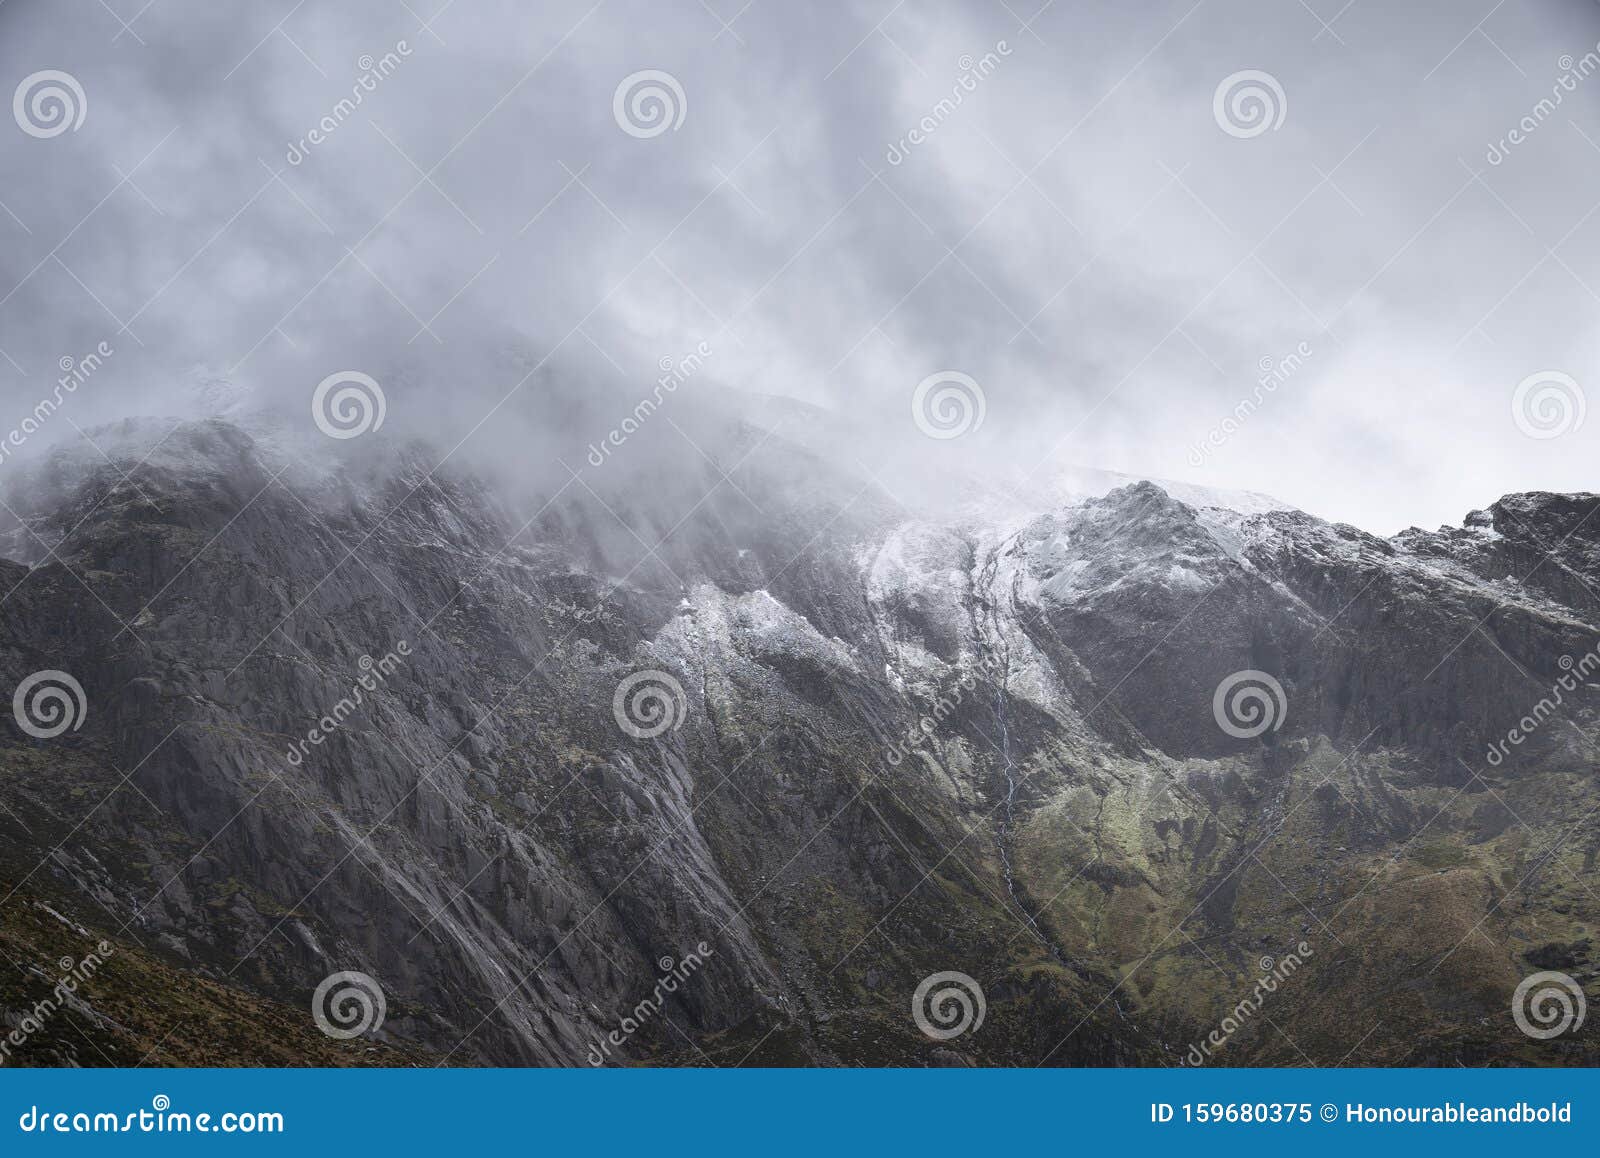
left=1, top=0, right=1597, bottom=534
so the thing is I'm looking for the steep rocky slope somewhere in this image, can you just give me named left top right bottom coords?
left=0, top=415, right=1595, bottom=1066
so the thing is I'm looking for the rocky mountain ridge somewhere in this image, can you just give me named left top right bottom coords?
left=0, top=415, right=1595, bottom=1066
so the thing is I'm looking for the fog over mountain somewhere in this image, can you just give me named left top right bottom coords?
left=0, top=0, right=1597, bottom=531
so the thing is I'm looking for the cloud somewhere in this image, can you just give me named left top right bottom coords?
left=0, top=0, right=1595, bottom=532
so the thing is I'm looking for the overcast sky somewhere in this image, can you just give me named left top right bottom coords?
left=1, top=0, right=1597, bottom=532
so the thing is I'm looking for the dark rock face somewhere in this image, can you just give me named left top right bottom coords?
left=0, top=418, right=1596, bottom=1067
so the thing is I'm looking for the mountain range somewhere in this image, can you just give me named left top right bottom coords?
left=0, top=396, right=1596, bottom=1067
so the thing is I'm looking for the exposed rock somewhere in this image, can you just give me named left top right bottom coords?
left=0, top=416, right=1595, bottom=1067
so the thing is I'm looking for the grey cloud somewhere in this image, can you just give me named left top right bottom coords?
left=0, top=0, right=1596, bottom=532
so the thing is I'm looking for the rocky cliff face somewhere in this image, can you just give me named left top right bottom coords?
left=0, top=414, right=1595, bottom=1066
